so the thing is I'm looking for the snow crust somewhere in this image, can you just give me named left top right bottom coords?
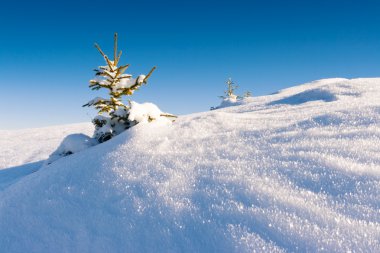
left=0, top=78, right=380, bottom=252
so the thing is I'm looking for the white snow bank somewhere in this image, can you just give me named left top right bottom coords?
left=0, top=78, right=379, bottom=252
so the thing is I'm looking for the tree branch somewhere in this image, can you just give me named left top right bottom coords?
left=114, top=33, right=118, bottom=64
left=143, top=66, right=156, bottom=84
left=94, top=43, right=106, bottom=58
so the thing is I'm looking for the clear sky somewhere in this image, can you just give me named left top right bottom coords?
left=1, top=0, right=380, bottom=129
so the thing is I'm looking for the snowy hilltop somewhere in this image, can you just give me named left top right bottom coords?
left=0, top=78, right=379, bottom=252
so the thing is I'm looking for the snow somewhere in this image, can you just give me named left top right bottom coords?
left=0, top=78, right=380, bottom=252
left=112, top=107, right=128, bottom=117
left=217, top=96, right=240, bottom=109
left=92, top=63, right=146, bottom=94
left=115, top=74, right=146, bottom=92
left=88, top=101, right=169, bottom=142
left=0, top=123, right=93, bottom=170
left=44, top=133, right=98, bottom=166
left=128, top=101, right=167, bottom=122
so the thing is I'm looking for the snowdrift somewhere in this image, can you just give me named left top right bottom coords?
left=0, top=78, right=379, bottom=252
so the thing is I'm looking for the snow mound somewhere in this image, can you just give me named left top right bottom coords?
left=269, top=78, right=363, bottom=105
left=269, top=88, right=338, bottom=105
left=0, top=78, right=380, bottom=252
left=44, top=133, right=98, bottom=166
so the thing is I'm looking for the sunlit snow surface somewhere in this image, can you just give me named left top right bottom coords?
left=0, top=123, right=93, bottom=170
left=0, top=78, right=379, bottom=252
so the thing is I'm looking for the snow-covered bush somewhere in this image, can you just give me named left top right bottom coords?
left=44, top=134, right=97, bottom=166
left=211, top=78, right=252, bottom=110
left=84, top=33, right=176, bottom=142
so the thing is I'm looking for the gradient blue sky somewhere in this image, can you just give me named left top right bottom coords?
left=1, top=0, right=380, bottom=129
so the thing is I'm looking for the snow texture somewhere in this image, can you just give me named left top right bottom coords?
left=0, top=78, right=380, bottom=252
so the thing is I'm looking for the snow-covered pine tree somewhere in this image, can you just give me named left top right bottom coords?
left=84, top=33, right=175, bottom=143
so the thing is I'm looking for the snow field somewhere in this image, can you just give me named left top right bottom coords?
left=0, top=78, right=379, bottom=252
left=0, top=123, right=93, bottom=170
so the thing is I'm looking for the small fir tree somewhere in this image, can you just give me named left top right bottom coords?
left=211, top=77, right=252, bottom=110
left=243, top=91, right=252, bottom=98
left=219, top=78, right=239, bottom=101
left=84, top=33, right=174, bottom=143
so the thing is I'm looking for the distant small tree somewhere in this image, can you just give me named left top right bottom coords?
left=219, top=78, right=239, bottom=100
left=84, top=33, right=175, bottom=143
left=243, top=91, right=252, bottom=98
left=211, top=77, right=252, bottom=110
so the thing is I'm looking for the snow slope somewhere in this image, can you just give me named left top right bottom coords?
left=0, top=123, right=93, bottom=170
left=0, top=78, right=379, bottom=252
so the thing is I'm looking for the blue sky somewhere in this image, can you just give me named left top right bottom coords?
left=1, top=0, right=380, bottom=129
